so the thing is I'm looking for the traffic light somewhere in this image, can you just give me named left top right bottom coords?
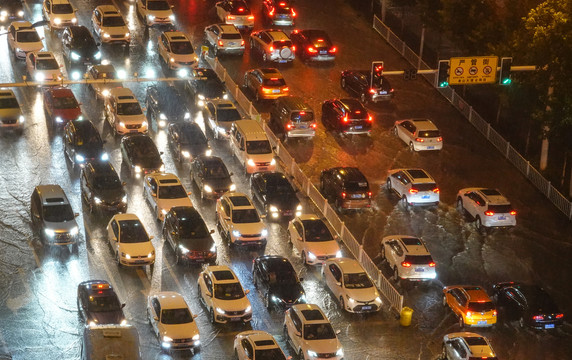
left=371, top=61, right=384, bottom=87
left=499, top=57, right=512, bottom=85
left=437, top=60, right=450, bottom=88
left=404, top=69, right=417, bottom=80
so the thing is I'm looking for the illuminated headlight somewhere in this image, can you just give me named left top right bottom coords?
left=346, top=296, right=355, bottom=304
left=222, top=93, right=229, bottom=100
left=209, top=244, right=216, bottom=252
left=298, top=294, right=307, bottom=303
left=18, top=10, right=24, bottom=17
left=177, top=68, right=188, bottom=77
left=94, top=51, right=102, bottom=60
left=0, top=10, right=6, bottom=16
left=121, top=195, right=127, bottom=203
left=205, top=149, right=212, bottom=156
left=147, top=251, right=154, bottom=258
left=15, top=48, right=22, bottom=54
left=307, top=252, right=317, bottom=260
left=296, top=204, right=302, bottom=211
left=178, top=245, right=189, bottom=254
left=141, top=121, right=148, bottom=128
left=307, top=350, right=318, bottom=358
left=336, top=348, right=344, bottom=357
left=70, top=51, right=80, bottom=60
left=181, top=150, right=190, bottom=158
left=71, top=17, right=77, bottom=23
left=18, top=115, right=25, bottom=123
left=134, top=165, right=142, bottom=173
left=168, top=14, right=175, bottom=21
left=184, top=112, right=190, bottom=119
left=375, top=296, right=382, bottom=304
left=261, top=229, right=268, bottom=237
left=269, top=206, right=278, bottom=212
left=120, top=319, right=127, bottom=326
left=169, top=57, right=175, bottom=63
left=75, top=154, right=85, bottom=162
left=77, top=115, right=84, bottom=121
left=247, top=159, right=255, bottom=167
left=215, top=307, right=225, bottom=315
left=336, top=250, right=343, bottom=258
left=244, top=305, right=251, bottom=313
left=44, top=229, right=55, bottom=237
left=271, top=295, right=279, bottom=303
left=192, top=334, right=200, bottom=341
left=147, top=14, right=155, bottom=20
left=272, top=213, right=279, bottom=218
left=101, top=89, right=110, bottom=97
left=216, top=126, right=226, bottom=134
left=101, top=152, right=109, bottom=161
left=123, top=253, right=131, bottom=259
left=35, top=73, right=45, bottom=82
left=229, top=184, right=236, bottom=191
left=162, top=336, right=172, bottom=343
left=159, top=164, right=165, bottom=172
left=161, top=209, right=167, bottom=215
left=119, top=122, right=126, bottom=128
left=103, top=33, right=110, bottom=39
left=88, top=321, right=96, bottom=327
left=125, top=32, right=130, bottom=37
left=270, top=158, right=276, bottom=166
left=70, top=226, right=79, bottom=236
left=204, top=185, right=213, bottom=193
left=161, top=341, right=171, bottom=349
left=197, top=94, right=205, bottom=100
left=197, top=100, right=204, bottom=107
left=159, top=113, right=167, bottom=120
left=232, top=230, right=241, bottom=238
left=54, top=18, right=62, bottom=25
left=94, top=197, right=102, bottom=204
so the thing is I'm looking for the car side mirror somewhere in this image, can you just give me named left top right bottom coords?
left=299, top=277, right=304, bottom=282
left=187, top=192, right=192, bottom=195
left=210, top=229, right=215, bottom=234
left=224, top=216, right=230, bottom=221
left=336, top=281, right=342, bottom=287
left=149, top=235, right=154, bottom=240
left=153, top=316, right=158, bottom=321
left=295, top=331, right=301, bottom=337
left=151, top=192, right=156, bottom=197
left=33, top=213, right=41, bottom=219
left=122, top=182, right=126, bottom=186
left=121, top=303, right=126, bottom=309
left=229, top=172, right=234, bottom=176
left=245, top=289, right=250, bottom=294
left=74, top=213, right=79, bottom=217
left=272, top=146, right=277, bottom=151
left=260, top=214, right=266, bottom=219
left=193, top=314, right=198, bottom=319
left=170, top=4, right=174, bottom=7
left=335, top=329, right=341, bottom=335
left=111, top=236, right=117, bottom=242
left=40, top=37, right=45, bottom=41
left=159, top=151, right=164, bottom=155
left=205, top=290, right=212, bottom=297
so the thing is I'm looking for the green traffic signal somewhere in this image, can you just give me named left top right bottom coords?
left=499, top=57, right=512, bottom=85
left=437, top=60, right=450, bottom=88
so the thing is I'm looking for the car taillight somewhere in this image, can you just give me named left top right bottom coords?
left=533, top=315, right=544, bottom=321
left=218, top=40, right=224, bottom=47
left=292, top=45, right=296, bottom=51
left=556, top=313, right=564, bottom=319
left=269, top=46, right=274, bottom=52
left=415, top=137, right=424, bottom=142
left=311, top=123, right=317, bottom=129
left=279, top=1, right=286, bottom=5
left=493, top=310, right=497, bottom=316
left=369, top=88, right=376, bottom=94
left=409, top=188, right=418, bottom=194
left=283, top=87, right=289, bottom=92
left=307, top=46, right=317, bottom=53
left=269, top=8, right=275, bottom=16
left=291, top=9, right=296, bottom=17
left=510, top=210, right=517, bottom=215
left=401, top=262, right=411, bottom=267
left=286, top=123, right=293, bottom=130
left=437, top=137, right=443, bottom=142
left=341, top=192, right=346, bottom=199
left=484, top=210, right=495, bottom=216
left=261, top=87, right=273, bottom=94
left=466, top=311, right=472, bottom=318
left=238, top=7, right=244, bottom=12
left=429, top=262, right=436, bottom=267
left=248, top=15, right=254, bottom=20
left=342, top=115, right=348, bottom=123
left=367, top=115, right=373, bottom=122
left=227, top=15, right=235, bottom=20
left=329, top=47, right=337, bottom=53
left=433, top=187, right=440, bottom=193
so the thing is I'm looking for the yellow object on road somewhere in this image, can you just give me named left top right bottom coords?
left=400, top=307, right=413, bottom=326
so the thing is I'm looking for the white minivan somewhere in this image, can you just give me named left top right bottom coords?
left=229, top=120, right=276, bottom=174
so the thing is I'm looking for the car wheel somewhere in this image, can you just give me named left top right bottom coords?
left=360, top=93, right=367, bottom=104
left=519, top=317, right=525, bottom=328
left=339, top=296, right=345, bottom=311
left=441, top=345, right=448, bottom=360
left=442, top=295, right=448, bottom=307
left=401, top=195, right=409, bottom=210
left=476, top=216, right=483, bottom=231
left=459, top=316, right=465, bottom=328
left=200, top=187, right=205, bottom=200
left=456, top=198, right=465, bottom=214
left=301, top=251, right=307, bottom=265
left=409, top=142, right=415, bottom=152
left=386, top=178, right=392, bottom=192
left=262, top=52, right=268, bottom=62
left=174, top=248, right=181, bottom=265
left=253, top=272, right=258, bottom=288
left=249, top=38, right=255, bottom=49
left=213, top=46, right=218, bottom=57
left=392, top=266, right=400, bottom=282
left=116, top=252, right=122, bottom=268
left=264, top=293, right=272, bottom=311
left=380, top=246, right=386, bottom=261
left=299, top=348, right=305, bottom=360
left=340, top=77, right=346, bottom=89
left=210, top=308, right=216, bottom=324
left=393, top=126, right=398, bottom=136
left=335, top=199, right=343, bottom=213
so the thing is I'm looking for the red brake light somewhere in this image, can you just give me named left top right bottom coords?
left=269, top=8, right=275, bottom=16
left=97, top=284, right=104, bottom=289
left=437, top=137, right=443, bottom=142
left=341, top=192, right=346, bottom=199
left=283, top=87, right=289, bottom=92
left=367, top=115, right=373, bottom=122
left=429, top=262, right=436, bottom=267
left=247, top=15, right=254, bottom=20
left=218, top=40, right=224, bottom=47
left=329, top=46, right=337, bottom=53
left=286, top=123, right=293, bottom=130
left=279, top=1, right=286, bottom=5
left=270, top=77, right=278, bottom=80
left=227, top=15, right=235, bottom=20
left=369, top=88, right=376, bottom=94
left=433, top=187, right=440, bottom=193
left=292, top=45, right=296, bottom=51
left=299, top=111, right=305, bottom=115
left=241, top=40, right=245, bottom=46
left=269, top=46, right=274, bottom=52
left=510, top=210, right=517, bottom=215
left=401, top=262, right=411, bottom=267
left=291, top=9, right=296, bottom=16
left=238, top=7, right=244, bottom=12
left=556, top=313, right=564, bottom=319
left=533, top=315, right=544, bottom=321
left=409, top=188, right=418, bottom=194
left=311, top=123, right=317, bottom=129
left=484, top=210, right=495, bottom=216
left=493, top=310, right=497, bottom=316
left=307, top=46, right=317, bottom=53
left=368, top=191, right=372, bottom=198
left=342, top=115, right=348, bottom=123
left=415, top=138, right=424, bottom=142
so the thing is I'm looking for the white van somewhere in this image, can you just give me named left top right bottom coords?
left=229, top=120, right=276, bottom=174
left=81, top=325, right=141, bottom=360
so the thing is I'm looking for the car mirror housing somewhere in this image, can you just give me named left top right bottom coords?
left=205, top=291, right=212, bottom=297
left=210, top=229, right=215, bottom=234
left=295, top=331, right=301, bottom=337
left=335, top=329, right=341, bottom=335
left=245, top=289, right=250, bottom=294
left=121, top=303, right=126, bottom=309
left=149, top=235, right=154, bottom=240
left=336, top=281, right=342, bottom=287
left=74, top=212, right=79, bottom=217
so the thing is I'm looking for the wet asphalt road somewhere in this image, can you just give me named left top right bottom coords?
left=1, top=0, right=572, bottom=359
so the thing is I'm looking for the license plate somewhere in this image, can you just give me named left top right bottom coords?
left=130, top=130, right=138, bottom=133
left=415, top=268, right=425, bottom=272
left=228, top=42, right=236, bottom=46
left=421, top=195, right=430, bottom=199
left=355, top=126, right=363, bottom=130
left=299, top=124, right=307, bottom=129
left=477, top=320, right=487, bottom=325
left=319, top=50, right=327, bottom=55
left=258, top=167, right=267, bottom=171
left=545, top=324, right=555, bottom=329
left=498, top=216, right=506, bottom=220
left=284, top=211, right=292, bottom=215
left=135, top=260, right=146, bottom=264
left=272, top=89, right=280, bottom=93
left=380, top=91, right=387, bottom=94
left=230, top=317, right=241, bottom=322
left=361, top=306, right=372, bottom=310
left=427, top=146, right=434, bottom=149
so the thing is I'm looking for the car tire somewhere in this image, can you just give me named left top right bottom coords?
left=174, top=248, right=181, bottom=265
left=380, top=246, right=386, bottom=261
left=116, top=252, right=122, bottom=268
left=299, top=349, right=305, bottom=360
left=459, top=316, right=465, bottom=328
left=264, top=293, right=272, bottom=311
left=340, top=77, right=346, bottom=89
left=441, top=345, right=448, bottom=360
left=519, top=316, right=525, bottom=328
left=335, top=199, right=343, bottom=213
left=476, top=216, right=484, bottom=231
left=393, top=126, right=398, bottom=136
left=210, top=308, right=216, bottom=324
left=301, top=251, right=307, bottom=265
left=360, top=93, right=367, bottom=104
left=401, top=195, right=409, bottom=210
left=409, top=142, right=415, bottom=152
left=339, top=296, right=345, bottom=311
left=386, top=178, right=392, bottom=192
left=442, top=295, right=448, bottom=307
left=392, top=266, right=400, bottom=282
left=456, top=198, right=465, bottom=214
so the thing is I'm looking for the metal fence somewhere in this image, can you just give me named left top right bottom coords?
left=205, top=55, right=405, bottom=314
left=372, top=15, right=572, bottom=220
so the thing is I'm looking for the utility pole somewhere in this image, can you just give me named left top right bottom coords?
left=540, top=77, right=553, bottom=171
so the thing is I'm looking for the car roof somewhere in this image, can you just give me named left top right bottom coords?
left=11, top=21, right=34, bottom=30
left=122, top=133, right=154, bottom=146
left=155, top=291, right=189, bottom=309
left=266, top=30, right=290, bottom=41
left=34, top=51, right=56, bottom=59
left=96, top=5, right=121, bottom=14
left=51, top=0, right=72, bottom=4
left=461, top=286, right=492, bottom=302
left=225, top=192, right=254, bottom=208
left=239, top=331, right=279, bottom=349
left=327, top=257, right=364, bottom=273
left=209, top=99, right=237, bottom=109
left=34, top=184, right=69, bottom=204
left=206, top=265, right=239, bottom=283
left=258, top=67, right=282, bottom=78
left=218, top=23, right=240, bottom=33
left=109, top=87, right=137, bottom=100
left=69, top=118, right=97, bottom=132
left=337, top=98, right=365, bottom=111
left=329, top=167, right=368, bottom=183
left=460, top=188, right=510, bottom=205
left=408, top=118, right=438, bottom=130
left=192, top=68, right=217, bottom=78
left=146, top=172, right=181, bottom=185
left=257, top=255, right=292, bottom=269
left=112, top=213, right=141, bottom=222
left=79, top=280, right=115, bottom=294
left=165, top=31, right=190, bottom=42
left=296, top=213, right=321, bottom=221
left=401, top=169, right=434, bottom=183
left=292, top=304, right=328, bottom=323
left=46, top=87, right=75, bottom=98
left=395, top=236, right=430, bottom=256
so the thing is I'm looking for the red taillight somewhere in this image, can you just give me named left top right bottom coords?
left=218, top=40, right=224, bottom=47
left=433, top=187, right=440, bottom=193
left=409, top=188, right=418, bottom=194
left=283, top=87, right=289, bottom=92
left=238, top=7, right=244, bottom=12
left=415, top=137, right=424, bottom=142
left=437, top=137, right=443, bottom=142
left=286, top=123, right=293, bottom=130
left=261, top=87, right=272, bottom=94
left=269, top=46, right=274, bottom=52
left=227, top=15, right=235, bottom=20
left=299, top=111, right=305, bottom=115
left=291, top=9, right=296, bottom=17
left=342, top=115, right=348, bottom=123
left=311, top=123, right=317, bottom=129
left=241, top=40, right=245, bottom=46
left=307, top=46, right=317, bottom=53
left=368, top=191, right=372, bottom=198
left=292, top=45, right=296, bottom=51
left=401, top=262, right=411, bottom=267
left=484, top=210, right=495, bottom=216
left=510, top=210, right=517, bottom=215
left=367, top=115, right=373, bottom=122
left=341, top=192, right=346, bottom=199
left=97, top=284, right=104, bottom=289
left=556, top=313, right=564, bottom=319
left=279, top=1, right=286, bottom=5
left=247, top=15, right=254, bottom=20
left=493, top=310, right=497, bottom=316
left=533, top=315, right=544, bottom=321
left=269, top=8, right=275, bottom=16
left=428, top=262, right=436, bottom=267
left=466, top=311, right=472, bottom=318
left=329, top=47, right=337, bottom=53
left=369, top=88, right=376, bottom=94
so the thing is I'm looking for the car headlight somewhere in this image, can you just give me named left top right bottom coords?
left=307, top=252, right=317, bottom=260
left=184, top=112, right=190, bottom=119
left=101, top=152, right=109, bottom=161
left=307, top=350, right=318, bottom=358
left=75, top=154, right=85, bottom=162
left=35, top=73, right=45, bottom=82
left=232, top=230, right=241, bottom=238
left=119, top=122, right=126, bottom=128
left=244, top=305, right=251, bottom=313
left=120, top=319, right=127, bottom=326
left=94, top=197, right=102, bottom=204
left=336, top=250, right=343, bottom=258
left=18, top=10, right=24, bottom=17
left=101, top=89, right=110, bottom=97
left=121, top=195, right=127, bottom=203
left=178, top=245, right=189, bottom=254
left=147, top=14, right=155, bottom=20
left=197, top=94, right=205, bottom=100
left=205, top=149, right=212, bottom=156
left=210, top=244, right=216, bottom=252
left=159, top=113, right=167, bottom=120
left=270, top=158, right=276, bottom=166
left=169, top=57, right=175, bottom=63
left=168, top=14, right=175, bottom=21
left=346, top=296, right=355, bottom=304
left=177, top=68, right=188, bottom=78
left=192, top=334, right=200, bottom=341
left=215, top=307, right=225, bottom=314
left=223, top=93, right=229, bottom=100
left=181, top=150, right=190, bottom=158
left=204, top=185, right=213, bottom=193
left=134, top=165, right=142, bottom=173
left=71, top=51, right=81, bottom=61
left=229, top=184, right=236, bottom=191
left=71, top=17, right=77, bottom=23
left=142, top=121, right=148, bottom=127
left=261, top=229, right=268, bottom=237
left=55, top=116, right=63, bottom=123
left=161, top=209, right=167, bottom=215
left=18, top=115, right=24, bottom=123
left=336, top=348, right=344, bottom=357
left=54, top=18, right=62, bottom=25
left=375, top=296, right=382, bottom=304
left=247, top=159, right=255, bottom=167
left=125, top=32, right=130, bottom=37
left=88, top=321, right=96, bottom=327
left=269, top=206, right=278, bottom=212
left=162, top=336, right=173, bottom=342
left=158, top=120, right=166, bottom=128
left=147, top=251, right=154, bottom=258
left=94, top=51, right=102, bottom=60
left=159, top=164, right=165, bottom=172
left=70, top=226, right=79, bottom=236
left=296, top=204, right=303, bottom=211
left=44, top=229, right=55, bottom=237
left=103, top=33, right=110, bottom=38
left=123, top=253, right=131, bottom=259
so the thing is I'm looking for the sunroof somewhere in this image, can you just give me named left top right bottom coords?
left=46, top=198, right=65, bottom=203
left=159, top=179, right=179, bottom=184
left=301, top=309, right=324, bottom=321
left=254, top=340, right=275, bottom=347
left=229, top=196, right=250, bottom=207
left=212, top=270, right=235, bottom=281
left=401, top=237, right=422, bottom=246
left=407, top=169, right=428, bottom=179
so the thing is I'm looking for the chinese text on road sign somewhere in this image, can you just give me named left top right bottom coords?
left=449, top=56, right=498, bottom=85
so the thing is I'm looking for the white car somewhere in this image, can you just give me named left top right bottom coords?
left=204, top=23, right=245, bottom=56
left=203, top=100, right=242, bottom=139
left=386, top=168, right=440, bottom=208
left=456, top=187, right=516, bottom=230
left=42, top=0, right=77, bottom=29
left=215, top=192, right=267, bottom=247
left=91, top=5, right=131, bottom=44
left=393, top=118, right=443, bottom=151
left=380, top=235, right=436, bottom=282
left=0, top=89, right=25, bottom=131
left=197, top=265, right=252, bottom=324
left=288, top=214, right=341, bottom=265
left=136, top=0, right=175, bottom=27
left=105, top=87, right=148, bottom=135
left=143, top=173, right=192, bottom=221
left=106, top=213, right=155, bottom=267
left=86, top=64, right=122, bottom=99
left=215, top=0, right=254, bottom=29
left=7, top=21, right=44, bottom=60
left=234, top=331, right=288, bottom=360
left=26, top=51, right=62, bottom=82
left=322, top=258, right=382, bottom=313
left=284, top=304, right=343, bottom=360
left=442, top=332, right=497, bottom=360
left=158, top=31, right=198, bottom=70
left=147, top=291, right=200, bottom=352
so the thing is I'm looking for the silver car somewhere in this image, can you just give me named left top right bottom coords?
left=386, top=168, right=439, bottom=208
left=249, top=29, right=295, bottom=63
left=393, top=118, right=443, bottom=151
left=203, top=99, right=242, bottom=139
left=204, top=23, right=245, bottom=56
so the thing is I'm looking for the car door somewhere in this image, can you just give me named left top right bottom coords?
left=356, top=73, right=369, bottom=95
left=158, top=34, right=169, bottom=63
left=390, top=171, right=405, bottom=197
left=251, top=175, right=265, bottom=204
left=397, top=121, right=412, bottom=143
left=144, top=176, right=158, bottom=207
left=237, top=338, right=254, bottom=360
left=218, top=198, right=232, bottom=234
left=325, top=263, right=342, bottom=299
left=92, top=10, right=102, bottom=36
left=148, top=297, right=161, bottom=335
left=108, top=219, right=120, bottom=252
left=206, top=25, right=218, bottom=46
left=200, top=273, right=214, bottom=309
left=289, top=219, right=303, bottom=253
left=463, top=192, right=482, bottom=217
left=288, top=310, right=303, bottom=350
left=163, top=212, right=176, bottom=250
left=385, top=239, right=400, bottom=268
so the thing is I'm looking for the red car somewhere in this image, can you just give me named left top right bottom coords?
left=43, top=87, right=82, bottom=127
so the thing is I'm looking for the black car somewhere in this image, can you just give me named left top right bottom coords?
left=120, top=134, right=164, bottom=178
left=321, top=98, right=372, bottom=135
left=185, top=68, right=228, bottom=107
left=289, top=29, right=336, bottom=62
left=145, top=83, right=191, bottom=129
left=77, top=280, right=126, bottom=326
left=167, top=122, right=211, bottom=164
left=320, top=167, right=372, bottom=212
left=252, top=255, right=305, bottom=311
left=163, top=206, right=216, bottom=264
left=80, top=160, right=127, bottom=214
left=493, top=282, right=564, bottom=329
left=63, top=119, right=107, bottom=170
left=250, top=171, right=301, bottom=220
left=190, top=155, right=235, bottom=200
left=62, top=25, right=101, bottom=66
left=0, top=0, right=25, bottom=26
left=341, top=70, right=394, bottom=104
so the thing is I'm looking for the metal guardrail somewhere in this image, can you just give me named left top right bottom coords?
left=372, top=15, right=572, bottom=220
left=205, top=54, right=405, bottom=314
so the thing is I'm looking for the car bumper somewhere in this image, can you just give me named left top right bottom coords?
left=162, top=339, right=200, bottom=351
left=147, top=18, right=174, bottom=26
left=340, top=199, right=371, bottom=210
left=400, top=268, right=437, bottom=281
left=267, top=209, right=301, bottom=220
left=413, top=142, right=443, bottom=151
left=96, top=202, right=127, bottom=213
left=347, top=303, right=381, bottom=313
left=342, top=126, right=371, bottom=135
left=182, top=251, right=216, bottom=263
left=286, top=129, right=315, bottom=138
left=0, top=119, right=23, bottom=129
left=370, top=93, right=394, bottom=102
left=116, top=127, right=148, bottom=135
left=307, top=54, right=336, bottom=62
left=269, top=55, right=295, bottom=63
left=482, top=216, right=516, bottom=228
left=246, top=162, right=276, bottom=174
left=218, top=46, right=245, bottom=54
left=168, top=60, right=198, bottom=70
left=228, top=21, right=254, bottom=29
left=529, top=319, right=564, bottom=330
left=215, top=312, right=252, bottom=323
left=48, top=234, right=77, bottom=246
left=270, top=18, right=294, bottom=26
left=101, top=36, right=131, bottom=44
left=464, top=316, right=497, bottom=327
left=407, top=194, right=440, bottom=206
left=231, top=237, right=267, bottom=247
left=120, top=257, right=155, bottom=266
left=306, top=254, right=337, bottom=265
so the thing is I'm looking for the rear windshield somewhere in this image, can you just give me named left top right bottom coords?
left=272, top=40, right=292, bottom=48
left=344, top=181, right=368, bottom=191
left=291, top=111, right=313, bottom=122
left=229, top=2, right=250, bottom=15
left=488, top=204, right=512, bottom=213
left=254, top=349, right=286, bottom=360
left=221, top=33, right=242, bottom=40
left=411, top=183, right=437, bottom=192
left=262, top=78, right=286, bottom=87
left=467, top=301, right=495, bottom=312
left=418, top=130, right=440, bottom=138
left=403, top=255, right=433, bottom=265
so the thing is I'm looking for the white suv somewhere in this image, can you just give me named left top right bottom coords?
left=204, top=23, right=245, bottom=56
left=158, top=31, right=198, bottom=71
left=42, top=0, right=77, bottom=29
left=105, top=87, right=148, bottom=135
left=197, top=265, right=252, bottom=324
left=393, top=118, right=443, bottom=151
left=234, top=331, right=287, bottom=360
left=215, top=192, right=267, bottom=247
left=283, top=304, right=344, bottom=360
left=456, top=188, right=516, bottom=230
left=380, top=235, right=436, bottom=282
left=442, top=332, right=497, bottom=360
left=249, top=29, right=295, bottom=63
left=143, top=173, right=192, bottom=221
left=26, top=51, right=62, bottom=82
left=288, top=214, right=341, bottom=265
left=7, top=21, right=44, bottom=59
left=0, top=89, right=25, bottom=131
left=322, top=258, right=382, bottom=314
left=386, top=168, right=439, bottom=208
left=91, top=5, right=131, bottom=44
left=136, top=0, right=175, bottom=27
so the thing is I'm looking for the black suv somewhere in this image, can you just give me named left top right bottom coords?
left=167, top=122, right=211, bottom=164
left=190, top=155, right=234, bottom=200
left=320, top=167, right=372, bottom=212
left=120, top=134, right=164, bottom=178
left=80, top=160, right=127, bottom=214
left=252, top=255, right=305, bottom=311
left=290, top=29, right=336, bottom=62
left=250, top=172, right=301, bottom=220
left=321, top=98, right=372, bottom=135
left=185, top=68, right=228, bottom=107
left=77, top=280, right=126, bottom=326
left=63, top=119, right=107, bottom=170
left=62, top=25, right=101, bottom=67
left=145, top=83, right=191, bottom=130
left=162, top=206, right=216, bottom=265
left=341, top=70, right=394, bottom=103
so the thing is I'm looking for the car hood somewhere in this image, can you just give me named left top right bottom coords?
left=302, top=338, right=341, bottom=354
left=116, top=113, right=146, bottom=124
left=170, top=53, right=198, bottom=64
left=157, top=198, right=193, bottom=212
left=43, top=219, right=78, bottom=233
left=213, top=296, right=250, bottom=312
left=270, top=282, right=304, bottom=303
left=93, top=187, right=125, bottom=203
left=0, top=108, right=23, bottom=120
left=118, top=241, right=154, bottom=256
left=232, top=221, right=265, bottom=235
left=102, top=25, right=129, bottom=36
left=266, top=194, right=299, bottom=209
left=146, top=9, right=173, bottom=17
left=203, top=177, right=232, bottom=191
left=179, top=236, right=214, bottom=251
left=344, top=287, right=379, bottom=303
left=159, top=321, right=199, bottom=340
left=304, top=240, right=340, bottom=257
left=89, top=310, right=125, bottom=325
left=76, top=143, right=104, bottom=159
left=16, top=42, right=43, bottom=53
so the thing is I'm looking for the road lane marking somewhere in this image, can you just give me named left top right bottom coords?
left=27, top=239, right=42, bottom=271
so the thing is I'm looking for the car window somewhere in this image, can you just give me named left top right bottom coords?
left=301, top=220, right=333, bottom=242
left=118, top=219, right=149, bottom=243
left=329, top=264, right=341, bottom=282
left=241, top=339, right=253, bottom=358
left=213, top=282, right=245, bottom=300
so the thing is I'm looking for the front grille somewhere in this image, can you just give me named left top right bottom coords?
left=177, top=60, right=196, bottom=65
left=317, top=255, right=335, bottom=261
left=2, top=119, right=17, bottom=124
left=110, top=35, right=124, bottom=39
left=172, top=338, right=191, bottom=344
left=242, top=234, right=261, bottom=238
left=226, top=310, right=244, bottom=316
left=189, top=251, right=208, bottom=257
left=256, top=162, right=270, bottom=166
left=317, top=353, right=336, bottom=358
left=55, top=233, right=71, bottom=241
left=125, top=124, right=141, bottom=129
left=130, top=255, right=148, bottom=259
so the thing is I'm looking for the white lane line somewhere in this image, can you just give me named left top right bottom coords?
left=27, top=240, right=42, bottom=271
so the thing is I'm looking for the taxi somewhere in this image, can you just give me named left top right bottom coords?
left=443, top=285, right=497, bottom=328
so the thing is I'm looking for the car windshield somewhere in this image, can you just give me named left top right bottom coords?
left=204, top=164, right=229, bottom=179
left=147, top=0, right=170, bottom=10
left=117, top=102, right=142, bottom=115
left=343, top=272, right=373, bottom=289
left=0, top=98, right=19, bottom=109
left=403, top=255, right=434, bottom=265
left=180, top=218, right=210, bottom=238
left=213, top=282, right=244, bottom=300
left=301, top=220, right=333, bottom=242
left=254, top=349, right=286, bottom=360
left=118, top=219, right=148, bottom=243
left=418, top=130, right=440, bottom=138
left=87, top=294, right=121, bottom=312
left=161, top=308, right=193, bottom=324
left=411, top=183, right=437, bottom=192
left=221, top=33, right=242, bottom=40
left=43, top=204, right=75, bottom=222
left=52, top=3, right=73, bottom=13
left=170, top=41, right=194, bottom=55
left=467, top=301, right=495, bottom=313
left=94, top=175, right=122, bottom=190
left=52, top=96, right=78, bottom=109
left=158, top=185, right=187, bottom=199
left=303, top=323, right=336, bottom=340
left=232, top=209, right=260, bottom=223
left=17, top=31, right=41, bottom=42
left=262, top=78, right=286, bottom=86
left=246, top=140, right=271, bottom=154
left=267, top=267, right=296, bottom=285
left=217, top=108, right=241, bottom=122
left=102, top=16, right=125, bottom=27
left=488, top=204, right=513, bottom=214
left=291, top=112, right=313, bottom=123
left=71, top=34, right=97, bottom=48
left=75, top=132, right=101, bottom=147
left=36, top=59, right=59, bottom=70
